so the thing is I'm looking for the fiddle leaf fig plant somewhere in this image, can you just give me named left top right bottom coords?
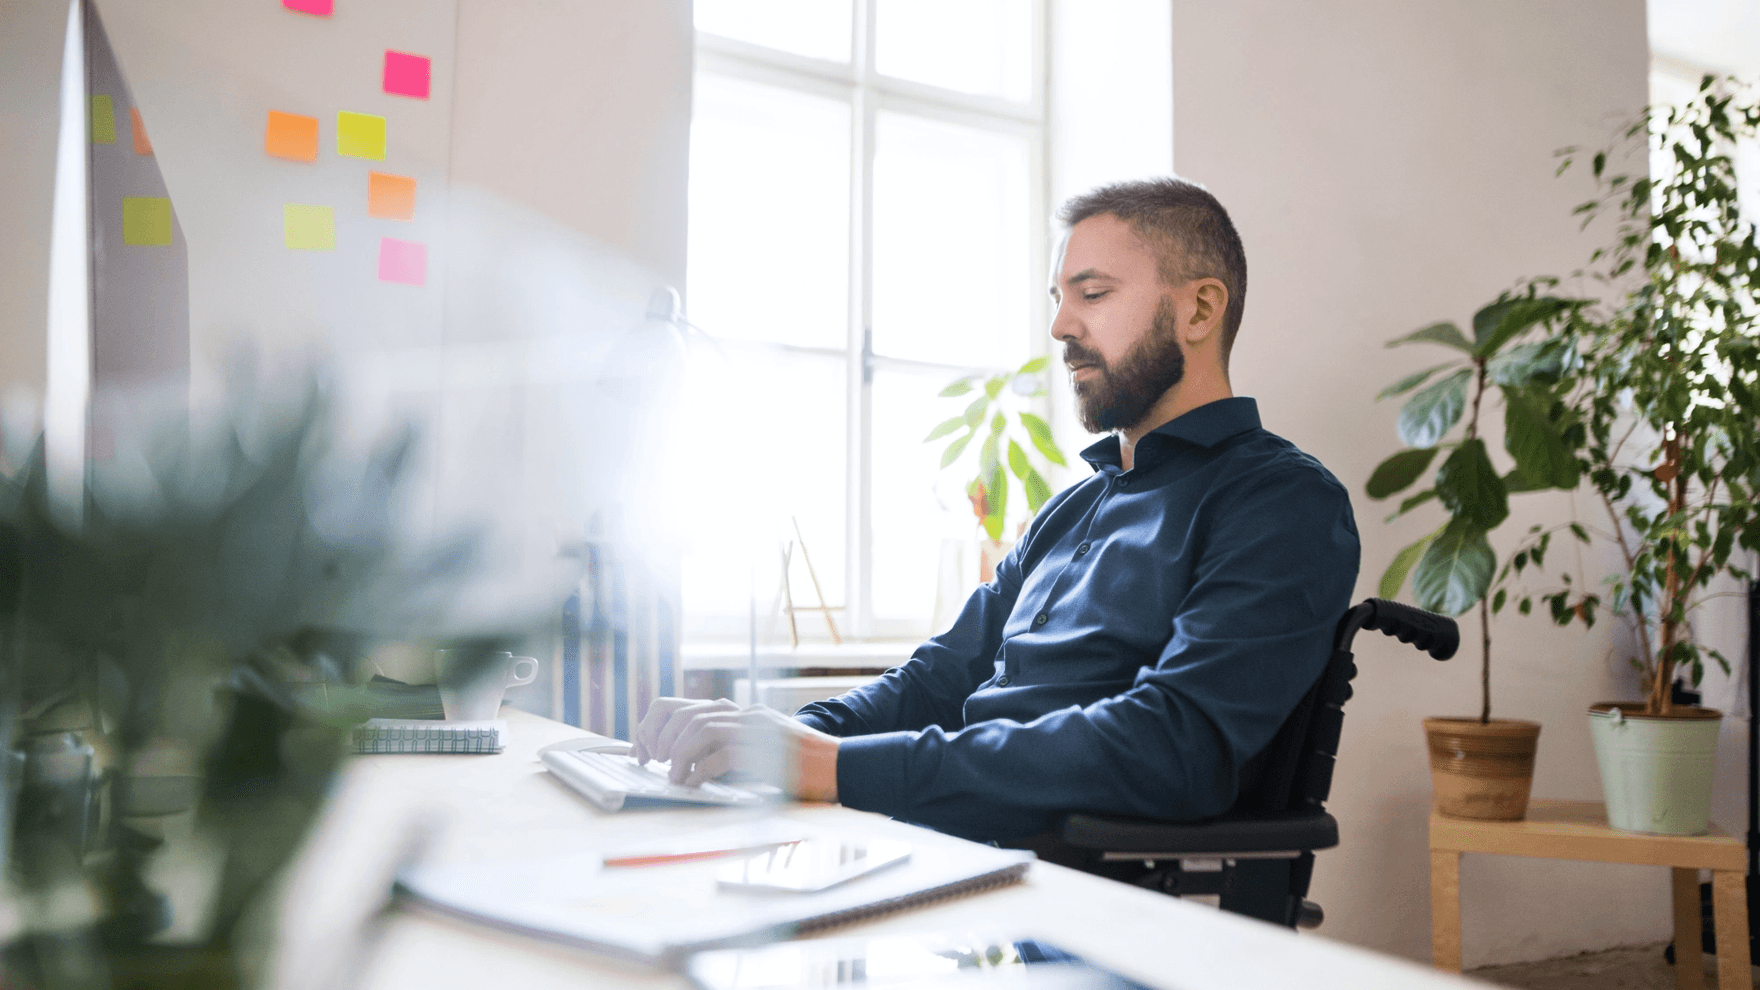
left=927, top=356, right=1067, bottom=541
left=1367, top=283, right=1587, bottom=721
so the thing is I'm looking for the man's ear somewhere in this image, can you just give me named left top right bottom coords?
left=1184, top=279, right=1229, bottom=344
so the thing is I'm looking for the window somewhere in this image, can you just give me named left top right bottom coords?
left=681, top=0, right=1050, bottom=642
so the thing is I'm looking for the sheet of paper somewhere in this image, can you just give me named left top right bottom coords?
left=129, top=107, right=152, bottom=156
left=382, top=51, right=431, bottom=100
left=284, top=204, right=335, bottom=251
left=377, top=237, right=426, bottom=285
left=266, top=110, right=319, bottom=163
left=90, top=95, right=116, bottom=144
left=282, top=0, right=332, bottom=16
left=366, top=172, right=416, bottom=220
left=337, top=111, right=386, bottom=161
left=122, top=197, right=172, bottom=246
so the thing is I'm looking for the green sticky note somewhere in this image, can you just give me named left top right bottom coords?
left=90, top=95, right=116, bottom=144
left=284, top=204, right=335, bottom=250
left=336, top=111, right=386, bottom=160
left=121, top=197, right=171, bottom=246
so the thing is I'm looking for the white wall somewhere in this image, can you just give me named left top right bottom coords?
left=1166, top=0, right=1660, bottom=966
left=0, top=0, right=68, bottom=400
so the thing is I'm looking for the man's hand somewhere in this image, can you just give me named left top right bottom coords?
left=632, top=697, right=840, bottom=802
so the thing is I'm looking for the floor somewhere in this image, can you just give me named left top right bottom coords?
left=1469, top=942, right=1757, bottom=989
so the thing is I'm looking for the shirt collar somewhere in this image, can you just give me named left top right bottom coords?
left=1080, top=396, right=1263, bottom=471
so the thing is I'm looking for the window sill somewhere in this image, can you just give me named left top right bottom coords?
left=682, top=640, right=919, bottom=672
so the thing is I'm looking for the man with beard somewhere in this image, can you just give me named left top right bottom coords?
left=633, top=178, right=1359, bottom=844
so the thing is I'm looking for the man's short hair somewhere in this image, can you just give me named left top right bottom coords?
left=1058, top=177, right=1248, bottom=361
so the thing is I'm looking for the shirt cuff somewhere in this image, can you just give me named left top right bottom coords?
left=795, top=711, right=835, bottom=735
left=833, top=731, right=916, bottom=817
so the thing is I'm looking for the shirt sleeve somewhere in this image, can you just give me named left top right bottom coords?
left=794, top=547, right=1024, bottom=737
left=830, top=466, right=1361, bottom=843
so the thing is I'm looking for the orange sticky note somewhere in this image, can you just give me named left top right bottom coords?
left=266, top=110, right=319, bottom=163
left=366, top=172, right=416, bottom=220
left=129, top=107, right=152, bottom=156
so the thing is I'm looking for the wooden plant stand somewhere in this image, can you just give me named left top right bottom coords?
left=1430, top=799, right=1751, bottom=990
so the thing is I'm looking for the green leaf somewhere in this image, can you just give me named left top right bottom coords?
left=1366, top=448, right=1439, bottom=499
left=923, top=415, right=966, bottom=443
left=984, top=375, right=1007, bottom=400
left=1019, top=412, right=1068, bottom=467
left=1385, top=488, right=1438, bottom=523
left=1501, top=468, right=1545, bottom=494
left=1413, top=521, right=1495, bottom=616
left=1486, top=341, right=1567, bottom=387
left=978, top=431, right=1000, bottom=476
left=1017, top=356, right=1049, bottom=374
left=990, top=411, right=1007, bottom=436
left=939, top=379, right=975, bottom=397
left=1007, top=439, right=1030, bottom=479
left=983, top=463, right=1008, bottom=540
left=1471, top=296, right=1582, bottom=358
left=1380, top=529, right=1439, bottom=599
left=1023, top=467, right=1051, bottom=513
left=1502, top=386, right=1580, bottom=490
left=1378, top=363, right=1460, bottom=400
left=1387, top=321, right=1474, bottom=352
left=1396, top=369, right=1472, bottom=448
left=1436, top=438, right=1509, bottom=529
left=939, top=431, right=973, bottom=468
left=962, top=396, right=988, bottom=428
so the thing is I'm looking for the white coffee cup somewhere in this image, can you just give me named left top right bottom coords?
left=436, top=649, right=539, bottom=722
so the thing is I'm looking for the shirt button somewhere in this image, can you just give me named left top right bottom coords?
left=1076, top=543, right=1090, bottom=555
left=1033, top=612, right=1048, bottom=626
left=997, top=675, right=1011, bottom=686
left=1118, top=477, right=1131, bottom=488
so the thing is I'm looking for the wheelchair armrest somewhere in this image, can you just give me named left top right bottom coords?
left=1058, top=809, right=1339, bottom=857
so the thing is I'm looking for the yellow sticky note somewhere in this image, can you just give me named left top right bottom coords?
left=122, top=197, right=172, bottom=246
left=284, top=204, right=335, bottom=250
left=336, top=111, right=386, bottom=161
left=90, top=95, right=116, bottom=144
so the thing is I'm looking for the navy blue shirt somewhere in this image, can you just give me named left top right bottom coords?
left=796, top=397, right=1360, bottom=842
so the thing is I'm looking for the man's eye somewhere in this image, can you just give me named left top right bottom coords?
left=1083, top=291, right=1108, bottom=302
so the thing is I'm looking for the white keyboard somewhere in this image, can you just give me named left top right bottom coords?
left=540, top=746, right=765, bottom=813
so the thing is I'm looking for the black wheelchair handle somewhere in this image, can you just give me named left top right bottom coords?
left=1356, top=598, right=1459, bottom=660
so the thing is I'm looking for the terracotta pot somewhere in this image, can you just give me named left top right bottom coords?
left=1423, top=717, right=1541, bottom=821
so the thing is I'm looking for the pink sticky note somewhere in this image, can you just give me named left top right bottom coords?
left=283, top=0, right=332, bottom=16
left=378, top=237, right=426, bottom=286
left=383, top=51, right=431, bottom=99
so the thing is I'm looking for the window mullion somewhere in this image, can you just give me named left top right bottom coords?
left=846, top=0, right=877, bottom=639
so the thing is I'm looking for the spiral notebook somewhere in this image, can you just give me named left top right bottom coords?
left=351, top=719, right=505, bottom=754
left=396, top=822, right=1034, bottom=965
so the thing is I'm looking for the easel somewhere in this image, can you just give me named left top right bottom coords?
left=773, top=516, right=841, bottom=647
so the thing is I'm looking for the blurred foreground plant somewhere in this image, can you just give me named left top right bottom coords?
left=0, top=366, right=555, bottom=988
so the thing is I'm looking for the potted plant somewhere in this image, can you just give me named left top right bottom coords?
left=0, top=368, right=539, bottom=987
left=1513, top=77, right=1760, bottom=834
left=1366, top=284, right=1585, bottom=819
left=926, top=356, right=1068, bottom=581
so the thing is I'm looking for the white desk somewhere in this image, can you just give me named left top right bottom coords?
left=268, top=710, right=1485, bottom=990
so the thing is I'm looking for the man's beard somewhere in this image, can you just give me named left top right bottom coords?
left=1065, top=296, right=1186, bottom=433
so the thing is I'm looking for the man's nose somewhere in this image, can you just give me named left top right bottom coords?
left=1049, top=300, right=1079, bottom=343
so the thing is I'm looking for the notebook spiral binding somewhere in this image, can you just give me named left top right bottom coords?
left=352, top=720, right=504, bottom=755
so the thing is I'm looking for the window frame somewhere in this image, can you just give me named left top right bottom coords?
left=690, top=0, right=1053, bottom=642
